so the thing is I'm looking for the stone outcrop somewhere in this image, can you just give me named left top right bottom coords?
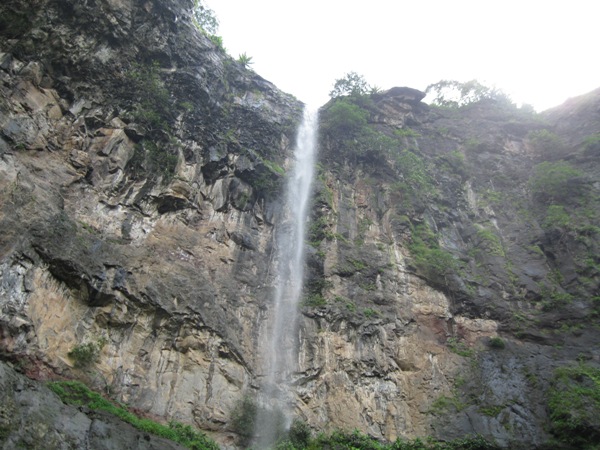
left=0, top=360, right=187, bottom=449
left=0, top=0, right=599, bottom=449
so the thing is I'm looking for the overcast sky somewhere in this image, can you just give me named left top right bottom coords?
left=204, top=0, right=599, bottom=111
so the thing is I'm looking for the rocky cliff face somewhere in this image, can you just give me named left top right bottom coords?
left=302, top=88, right=600, bottom=447
left=0, top=0, right=302, bottom=446
left=1, top=0, right=599, bottom=449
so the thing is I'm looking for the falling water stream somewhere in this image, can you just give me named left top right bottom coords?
left=253, top=107, right=318, bottom=447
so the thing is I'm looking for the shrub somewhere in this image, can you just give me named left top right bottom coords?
left=538, top=283, right=573, bottom=311
left=488, top=337, right=505, bottom=349
left=251, top=169, right=283, bottom=199
left=394, top=128, right=421, bottom=138
left=408, top=224, right=460, bottom=284
left=363, top=308, right=380, bottom=318
left=527, top=129, right=565, bottom=159
left=429, top=395, right=467, bottom=414
left=128, top=141, right=179, bottom=183
left=438, top=149, right=467, bottom=178
left=475, top=227, right=504, bottom=257
left=302, top=294, right=327, bottom=307
left=321, top=99, right=369, bottom=141
left=128, top=61, right=172, bottom=133
left=543, top=204, right=571, bottom=230
left=208, top=35, right=226, bottom=52
left=308, top=215, right=333, bottom=247
left=583, top=133, right=600, bottom=155
left=67, top=338, right=106, bottom=368
left=355, top=127, right=398, bottom=162
left=288, top=419, right=312, bottom=448
left=230, top=395, right=288, bottom=447
left=548, top=363, right=600, bottom=448
left=237, top=52, right=253, bottom=67
left=314, top=429, right=385, bottom=450
left=393, top=150, right=437, bottom=209
left=529, top=161, right=585, bottom=205
left=230, top=395, right=257, bottom=446
left=261, top=423, right=499, bottom=449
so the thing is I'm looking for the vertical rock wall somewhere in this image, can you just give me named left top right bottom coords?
left=0, top=0, right=599, bottom=448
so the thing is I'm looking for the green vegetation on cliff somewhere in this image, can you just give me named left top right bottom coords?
left=548, top=363, right=600, bottom=449
left=408, top=222, right=460, bottom=285
left=48, top=381, right=219, bottom=450
left=264, top=427, right=498, bottom=450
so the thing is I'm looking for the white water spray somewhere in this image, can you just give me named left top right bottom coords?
left=254, top=107, right=318, bottom=447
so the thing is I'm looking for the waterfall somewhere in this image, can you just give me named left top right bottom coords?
left=253, top=107, right=318, bottom=447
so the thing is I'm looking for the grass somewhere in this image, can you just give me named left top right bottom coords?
left=47, top=381, right=219, bottom=449
left=478, top=405, right=505, bottom=417
left=447, top=337, right=474, bottom=357
left=302, top=294, right=327, bottom=307
left=475, top=227, right=504, bottom=257
left=363, top=308, right=380, bottom=318
left=429, top=395, right=468, bottom=414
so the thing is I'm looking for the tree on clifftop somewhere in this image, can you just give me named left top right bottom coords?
left=192, top=0, right=219, bottom=35
left=329, top=72, right=371, bottom=98
left=426, top=79, right=512, bottom=107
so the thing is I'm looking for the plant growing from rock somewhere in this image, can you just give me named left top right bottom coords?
left=529, top=161, right=585, bottom=205
left=230, top=395, right=257, bottom=446
left=527, top=129, right=565, bottom=159
left=548, top=363, right=600, bottom=448
left=131, top=141, right=179, bottom=183
left=538, top=283, right=573, bottom=311
left=363, top=308, right=380, bottom=318
left=475, top=227, right=505, bottom=257
left=407, top=223, right=460, bottom=285
left=128, top=61, right=172, bottom=133
left=237, top=52, right=254, bottom=67
left=447, top=337, right=474, bottom=358
left=230, top=395, right=286, bottom=447
left=248, top=163, right=285, bottom=200
left=543, top=204, right=571, bottom=230
left=429, top=394, right=468, bottom=414
left=67, top=337, right=107, bottom=368
left=302, top=294, right=327, bottom=308
left=287, top=419, right=312, bottom=448
left=488, top=337, right=505, bottom=349
left=320, top=99, right=368, bottom=142
left=392, top=150, right=437, bottom=210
